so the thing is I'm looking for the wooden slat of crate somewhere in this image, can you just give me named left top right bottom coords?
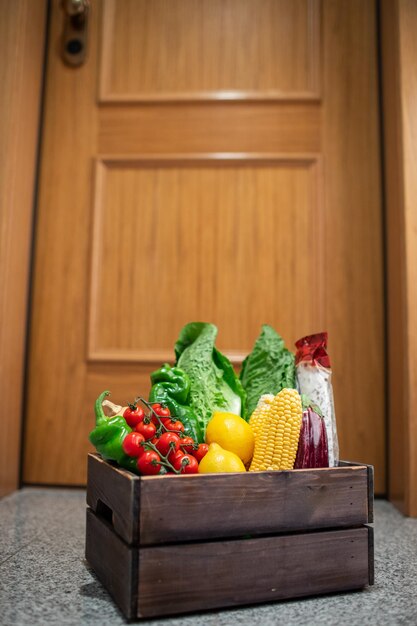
left=87, top=453, right=372, bottom=546
left=138, top=526, right=373, bottom=618
left=86, top=454, right=140, bottom=544
left=339, top=460, right=374, bottom=522
left=86, top=508, right=137, bottom=618
left=85, top=508, right=373, bottom=620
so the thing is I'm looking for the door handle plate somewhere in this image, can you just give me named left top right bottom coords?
left=61, top=0, right=89, bottom=67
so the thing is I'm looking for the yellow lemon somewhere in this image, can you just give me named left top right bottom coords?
left=198, top=443, right=246, bottom=473
left=205, top=411, right=255, bottom=464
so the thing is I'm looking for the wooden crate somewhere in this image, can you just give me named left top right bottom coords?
left=85, top=453, right=374, bottom=619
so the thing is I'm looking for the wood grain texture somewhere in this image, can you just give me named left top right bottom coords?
left=380, top=0, right=407, bottom=513
left=0, top=0, right=46, bottom=497
left=86, top=506, right=372, bottom=620
left=321, top=1, right=384, bottom=491
left=99, top=0, right=320, bottom=102
left=23, top=0, right=99, bottom=485
left=25, top=0, right=385, bottom=488
left=86, top=508, right=138, bottom=619
left=400, top=0, right=417, bottom=517
left=86, top=453, right=139, bottom=545
left=98, top=103, right=321, bottom=154
left=137, top=527, right=371, bottom=618
left=139, top=465, right=370, bottom=545
left=381, top=0, right=417, bottom=516
left=88, top=156, right=323, bottom=361
left=86, top=454, right=372, bottom=546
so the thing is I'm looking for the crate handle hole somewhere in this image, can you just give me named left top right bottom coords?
left=95, top=499, right=114, bottom=526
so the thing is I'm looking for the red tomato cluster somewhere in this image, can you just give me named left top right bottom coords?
left=122, top=402, right=208, bottom=476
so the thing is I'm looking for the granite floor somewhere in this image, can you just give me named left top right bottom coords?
left=0, top=489, right=416, bottom=626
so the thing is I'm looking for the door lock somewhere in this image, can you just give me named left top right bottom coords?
left=61, top=0, right=89, bottom=67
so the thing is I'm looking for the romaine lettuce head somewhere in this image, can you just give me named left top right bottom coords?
left=175, top=322, right=247, bottom=436
left=240, top=324, right=296, bottom=418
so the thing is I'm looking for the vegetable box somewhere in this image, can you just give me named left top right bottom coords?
left=85, top=453, right=374, bottom=620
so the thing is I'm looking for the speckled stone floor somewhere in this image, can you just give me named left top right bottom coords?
left=0, top=489, right=416, bottom=626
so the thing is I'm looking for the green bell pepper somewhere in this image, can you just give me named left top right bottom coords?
left=89, top=391, right=138, bottom=473
left=149, top=364, right=203, bottom=442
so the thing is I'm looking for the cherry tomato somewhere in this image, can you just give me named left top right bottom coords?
left=151, top=403, right=171, bottom=418
left=156, top=432, right=181, bottom=456
left=180, top=436, right=196, bottom=454
left=192, top=443, right=209, bottom=462
left=137, top=451, right=162, bottom=475
left=137, top=441, right=151, bottom=458
left=148, top=403, right=170, bottom=425
left=160, top=416, right=178, bottom=428
left=170, top=450, right=185, bottom=470
left=179, top=454, right=199, bottom=474
left=122, top=432, right=145, bottom=457
left=135, top=420, right=157, bottom=440
left=123, top=404, right=145, bottom=428
left=166, top=420, right=185, bottom=433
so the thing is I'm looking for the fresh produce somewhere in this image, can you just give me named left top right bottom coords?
left=174, top=322, right=247, bottom=438
left=249, top=388, right=303, bottom=472
left=149, top=363, right=203, bottom=442
left=205, top=411, right=255, bottom=464
left=123, top=404, right=145, bottom=428
left=122, top=432, right=145, bottom=457
left=193, top=443, right=209, bottom=462
left=294, top=396, right=329, bottom=469
left=89, top=393, right=204, bottom=476
left=240, top=325, right=296, bottom=419
left=135, top=419, right=157, bottom=441
left=90, top=322, right=340, bottom=477
left=89, top=391, right=138, bottom=474
left=247, top=394, right=274, bottom=438
left=295, top=332, right=339, bottom=467
left=198, top=443, right=246, bottom=473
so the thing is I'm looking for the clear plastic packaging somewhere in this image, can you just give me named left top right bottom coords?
left=295, top=333, right=339, bottom=467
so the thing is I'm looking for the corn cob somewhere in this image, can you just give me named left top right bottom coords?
left=249, top=388, right=303, bottom=472
left=249, top=394, right=275, bottom=439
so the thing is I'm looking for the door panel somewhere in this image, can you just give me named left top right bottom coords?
left=89, top=157, right=322, bottom=362
left=25, top=0, right=384, bottom=490
left=100, top=0, right=320, bottom=101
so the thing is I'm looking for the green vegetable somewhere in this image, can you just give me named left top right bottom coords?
left=174, top=322, right=247, bottom=438
left=89, top=391, right=138, bottom=474
left=240, top=325, right=296, bottom=418
left=149, top=363, right=203, bottom=442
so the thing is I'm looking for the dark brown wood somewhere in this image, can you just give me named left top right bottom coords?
left=87, top=454, right=371, bottom=545
left=339, top=460, right=374, bottom=523
left=137, top=527, right=372, bottom=618
left=85, top=508, right=138, bottom=619
left=85, top=456, right=374, bottom=620
left=86, top=453, right=140, bottom=544
left=368, top=524, right=375, bottom=585
left=138, top=465, right=370, bottom=545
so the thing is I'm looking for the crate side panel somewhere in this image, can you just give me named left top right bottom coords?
left=85, top=508, right=137, bottom=619
left=87, top=454, right=139, bottom=545
left=368, top=524, right=375, bottom=585
left=139, top=466, right=369, bottom=544
left=339, top=461, right=374, bottom=522
left=137, top=526, right=371, bottom=618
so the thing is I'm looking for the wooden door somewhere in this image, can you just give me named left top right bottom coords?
left=25, top=0, right=385, bottom=491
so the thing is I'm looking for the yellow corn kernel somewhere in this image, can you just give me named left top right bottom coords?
left=248, top=394, right=275, bottom=439
left=249, top=388, right=303, bottom=472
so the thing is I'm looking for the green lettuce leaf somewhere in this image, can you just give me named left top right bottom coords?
left=175, top=322, right=247, bottom=436
left=240, top=325, right=296, bottom=418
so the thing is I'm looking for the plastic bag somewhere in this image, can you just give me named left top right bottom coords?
left=295, top=332, right=339, bottom=467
